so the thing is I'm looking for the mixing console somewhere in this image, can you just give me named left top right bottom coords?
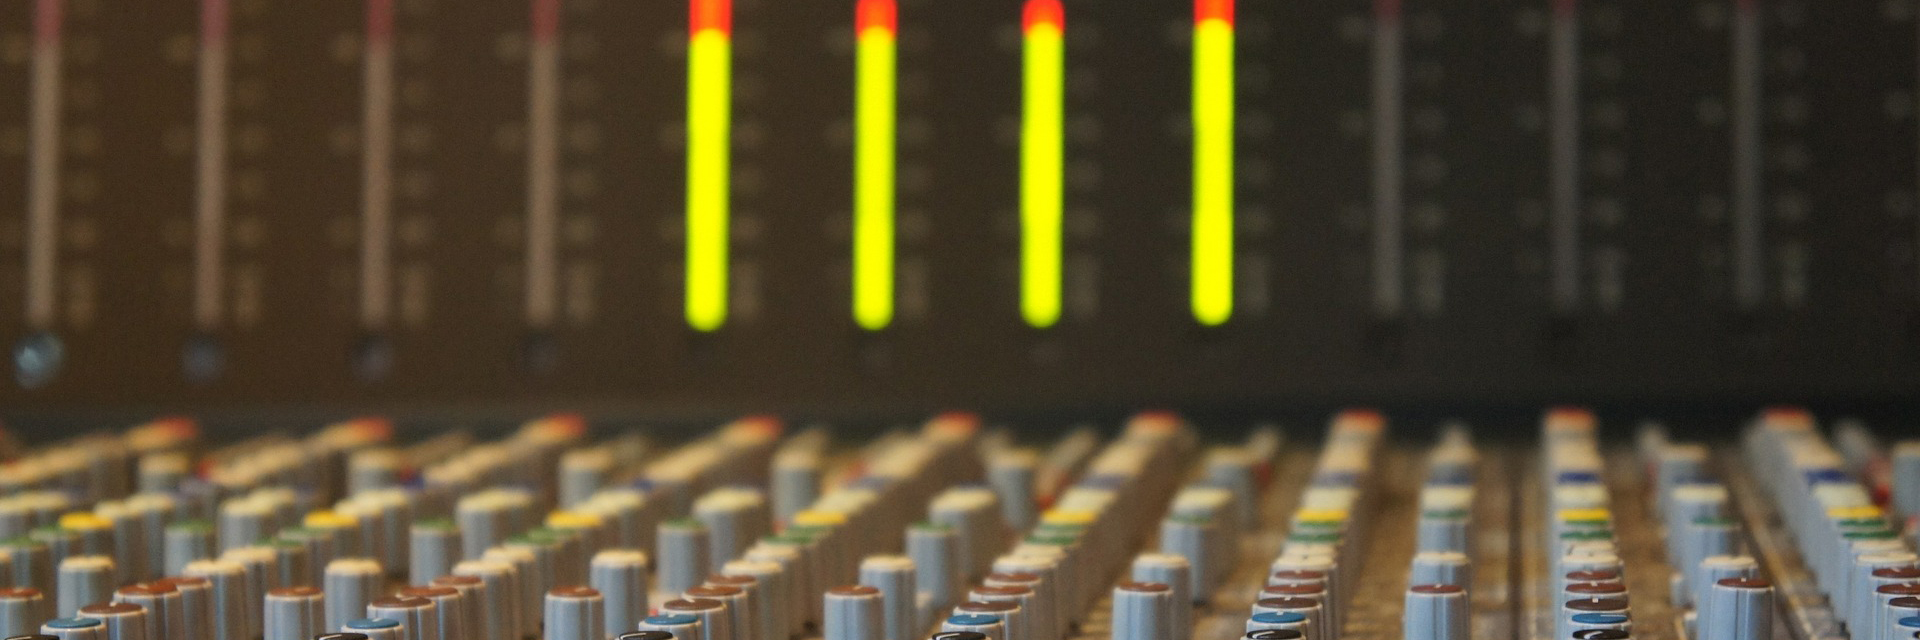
left=0, top=408, right=1901, bottom=640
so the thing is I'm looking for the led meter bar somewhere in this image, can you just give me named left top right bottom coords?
left=1021, top=0, right=1065, bottom=329
left=1191, top=0, right=1234, bottom=326
left=686, top=0, right=733, bottom=332
left=852, top=0, right=898, bottom=331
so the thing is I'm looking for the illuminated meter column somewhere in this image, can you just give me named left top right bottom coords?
left=360, top=0, right=397, bottom=335
left=15, top=0, right=67, bottom=386
left=1190, top=0, right=1234, bottom=326
left=525, top=0, right=564, bottom=332
left=851, top=0, right=898, bottom=331
left=685, top=0, right=732, bottom=332
left=1020, top=0, right=1065, bottom=329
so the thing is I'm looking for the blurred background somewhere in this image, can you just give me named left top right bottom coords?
left=0, top=0, right=1915, bottom=435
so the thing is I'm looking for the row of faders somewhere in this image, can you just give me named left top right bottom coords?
left=0, top=410, right=1288, bottom=640
left=1635, top=418, right=1777, bottom=640
left=1740, top=409, right=1920, bottom=640
left=1543, top=409, right=1775, bottom=640
left=1225, top=410, right=1385, bottom=640
left=1400, top=425, right=1478, bottom=640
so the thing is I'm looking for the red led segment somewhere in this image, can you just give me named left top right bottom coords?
left=857, top=0, right=897, bottom=34
left=1194, top=0, right=1233, bottom=26
left=691, top=0, right=731, bottom=35
left=1022, top=0, right=1063, bottom=32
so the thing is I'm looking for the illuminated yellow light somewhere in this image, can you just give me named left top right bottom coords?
left=1021, top=4, right=1065, bottom=329
left=546, top=511, right=604, bottom=529
left=686, top=28, right=732, bottom=332
left=1557, top=507, right=1611, bottom=522
left=1192, top=16, right=1235, bottom=326
left=1040, top=509, right=1097, bottom=525
left=853, top=10, right=897, bottom=331
left=305, top=510, right=359, bottom=528
left=1294, top=508, right=1349, bottom=523
left=792, top=510, right=848, bottom=526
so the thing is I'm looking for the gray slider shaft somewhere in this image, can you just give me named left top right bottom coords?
left=454, top=494, right=511, bottom=562
left=1159, top=517, right=1216, bottom=603
left=0, top=587, right=47, bottom=636
left=744, top=544, right=805, bottom=635
left=823, top=585, right=883, bottom=640
left=543, top=586, right=605, bottom=640
left=930, top=489, right=1003, bottom=583
left=123, top=495, right=175, bottom=582
left=1401, top=585, right=1468, bottom=640
left=449, top=560, right=517, bottom=640
left=972, top=587, right=1039, bottom=640
left=364, top=596, right=437, bottom=640
left=112, top=583, right=182, bottom=640
left=93, top=503, right=146, bottom=585
left=772, top=451, right=821, bottom=526
left=707, top=575, right=771, bottom=640
left=988, top=451, right=1039, bottom=532
left=264, top=587, right=326, bottom=640
left=1894, top=442, right=1920, bottom=520
left=217, top=499, right=270, bottom=554
left=9, top=539, right=54, bottom=595
left=1131, top=554, right=1192, bottom=640
left=482, top=545, right=540, bottom=640
left=618, top=633, right=679, bottom=640
left=1110, top=582, right=1172, bottom=640
left=1415, top=514, right=1469, bottom=555
left=162, top=518, right=215, bottom=576
left=1693, top=556, right=1757, bottom=634
left=270, top=539, right=313, bottom=589
left=685, top=586, right=752, bottom=640
left=181, top=558, right=246, bottom=640
left=990, top=556, right=1064, bottom=640
left=559, top=449, right=613, bottom=510
left=393, top=587, right=463, bottom=640
left=74, top=603, right=146, bottom=640
left=859, top=557, right=916, bottom=640
left=657, top=521, right=711, bottom=597
left=1408, top=552, right=1470, bottom=591
left=154, top=577, right=209, bottom=640
left=694, top=491, right=766, bottom=574
left=322, top=559, right=385, bottom=635
left=56, top=556, right=115, bottom=619
left=984, top=573, right=1055, bottom=640
left=408, top=522, right=459, bottom=585
left=426, top=577, right=484, bottom=640
left=907, top=524, right=961, bottom=617
left=722, top=560, right=789, bottom=640
left=1702, top=578, right=1772, bottom=640
left=223, top=546, right=280, bottom=638
left=590, top=551, right=648, bottom=640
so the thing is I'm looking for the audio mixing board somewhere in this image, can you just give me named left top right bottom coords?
left=0, top=408, right=1902, bottom=640
left=0, top=0, right=1916, bottom=413
left=4, top=0, right=1920, bottom=637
